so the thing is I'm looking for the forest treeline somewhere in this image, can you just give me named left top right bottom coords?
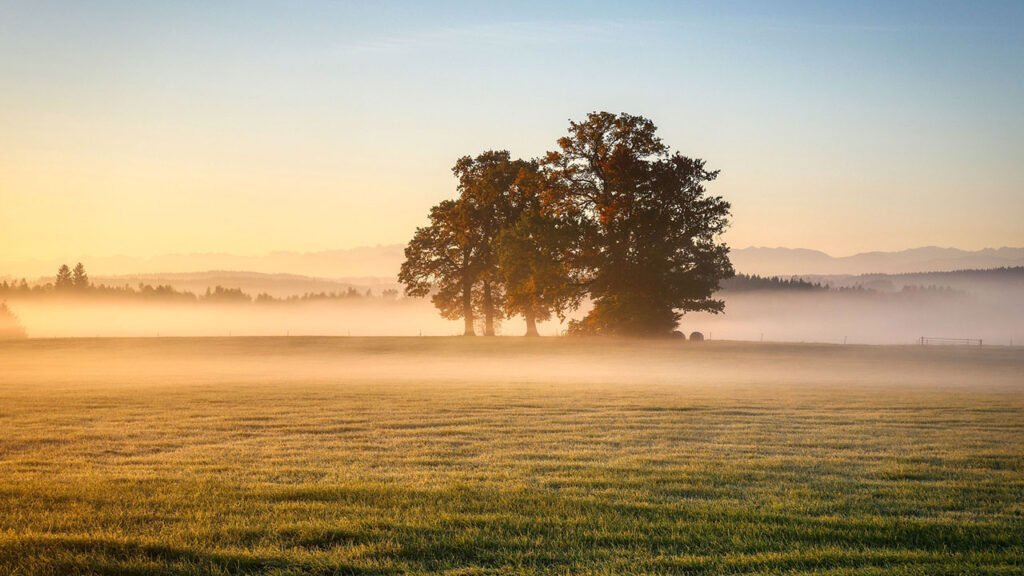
left=0, top=263, right=400, bottom=304
left=722, top=274, right=826, bottom=292
left=401, top=112, right=734, bottom=337
left=1, top=266, right=965, bottom=303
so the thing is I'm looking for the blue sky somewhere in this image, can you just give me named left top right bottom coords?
left=1, top=0, right=1022, bottom=260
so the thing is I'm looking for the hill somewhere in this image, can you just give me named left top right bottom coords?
left=88, top=271, right=400, bottom=299
left=730, top=246, right=1024, bottom=276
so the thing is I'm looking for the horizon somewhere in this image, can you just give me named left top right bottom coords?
left=3, top=243, right=1024, bottom=282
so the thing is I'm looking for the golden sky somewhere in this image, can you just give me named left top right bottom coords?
left=2, top=1, right=1022, bottom=265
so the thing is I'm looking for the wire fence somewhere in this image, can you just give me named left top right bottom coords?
left=919, top=336, right=983, bottom=347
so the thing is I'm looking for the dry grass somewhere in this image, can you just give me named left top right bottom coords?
left=0, top=337, right=1022, bottom=574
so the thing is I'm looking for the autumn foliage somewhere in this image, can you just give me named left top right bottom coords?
left=401, top=112, right=733, bottom=336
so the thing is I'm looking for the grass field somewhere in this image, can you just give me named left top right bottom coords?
left=0, top=337, right=1022, bottom=575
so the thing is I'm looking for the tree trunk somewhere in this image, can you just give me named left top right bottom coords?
left=482, top=281, right=495, bottom=336
left=524, top=311, right=539, bottom=337
left=462, top=277, right=475, bottom=336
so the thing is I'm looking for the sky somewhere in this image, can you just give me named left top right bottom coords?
left=1, top=0, right=1022, bottom=265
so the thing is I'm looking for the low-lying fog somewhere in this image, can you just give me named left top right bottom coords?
left=2, top=337, right=1021, bottom=394
left=683, top=290, right=1023, bottom=345
left=7, top=299, right=475, bottom=339
left=3, top=287, right=1022, bottom=345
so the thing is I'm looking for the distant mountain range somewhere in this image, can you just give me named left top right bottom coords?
left=3, top=245, right=1023, bottom=281
left=804, top=267, right=1024, bottom=295
left=1, top=245, right=406, bottom=280
left=730, top=247, right=1024, bottom=276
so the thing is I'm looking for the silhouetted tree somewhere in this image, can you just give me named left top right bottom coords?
left=55, top=264, right=73, bottom=291
left=495, top=167, right=585, bottom=336
left=452, top=151, right=535, bottom=335
left=72, top=262, right=89, bottom=290
left=401, top=152, right=535, bottom=336
left=400, top=200, right=483, bottom=335
left=202, top=285, right=251, bottom=303
left=722, top=273, right=825, bottom=291
left=543, top=112, right=733, bottom=335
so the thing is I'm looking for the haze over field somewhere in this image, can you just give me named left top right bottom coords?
left=4, top=266, right=1021, bottom=344
left=2, top=338, right=1022, bottom=574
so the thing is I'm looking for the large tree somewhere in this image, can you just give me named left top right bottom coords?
left=399, top=200, right=483, bottom=336
left=452, top=151, right=533, bottom=335
left=494, top=167, right=585, bottom=336
left=402, top=151, right=560, bottom=336
left=544, top=112, right=733, bottom=336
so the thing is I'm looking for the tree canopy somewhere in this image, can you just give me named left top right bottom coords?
left=55, top=264, right=73, bottom=290
left=72, top=262, right=89, bottom=290
left=400, top=112, right=733, bottom=337
left=399, top=199, right=485, bottom=336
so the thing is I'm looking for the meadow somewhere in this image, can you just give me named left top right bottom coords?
left=0, top=337, right=1021, bottom=575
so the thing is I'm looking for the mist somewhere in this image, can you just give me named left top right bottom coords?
left=3, top=284, right=1021, bottom=345
left=3, top=298, right=572, bottom=339
left=681, top=288, right=1023, bottom=346
left=3, top=336, right=1021, bottom=396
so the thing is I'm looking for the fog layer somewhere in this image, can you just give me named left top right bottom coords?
left=682, top=290, right=1023, bottom=345
left=4, top=286, right=1021, bottom=345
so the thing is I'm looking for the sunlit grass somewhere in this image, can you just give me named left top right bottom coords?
left=1, top=338, right=1021, bottom=574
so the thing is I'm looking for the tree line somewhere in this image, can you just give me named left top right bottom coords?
left=0, top=263, right=401, bottom=304
left=400, top=112, right=734, bottom=337
left=721, top=274, right=826, bottom=292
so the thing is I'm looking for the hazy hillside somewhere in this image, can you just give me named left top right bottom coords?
left=86, top=271, right=401, bottom=298
left=731, top=246, right=1024, bottom=276
left=803, top=267, right=1024, bottom=295
left=6, top=246, right=1024, bottom=284
left=1, top=245, right=407, bottom=280
left=75, top=267, right=1024, bottom=300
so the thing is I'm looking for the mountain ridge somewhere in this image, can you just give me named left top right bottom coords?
left=730, top=246, right=1024, bottom=275
left=3, top=245, right=1023, bottom=280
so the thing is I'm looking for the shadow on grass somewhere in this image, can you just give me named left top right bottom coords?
left=2, top=535, right=394, bottom=576
left=5, top=480, right=1022, bottom=575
